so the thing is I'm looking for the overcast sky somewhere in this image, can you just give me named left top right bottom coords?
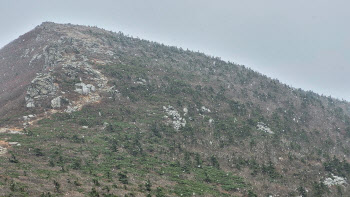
left=1, top=0, right=349, bottom=100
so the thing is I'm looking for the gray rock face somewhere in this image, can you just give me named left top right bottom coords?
left=63, top=63, right=80, bottom=79
left=43, top=45, right=63, bottom=70
left=257, top=122, right=274, bottom=134
left=163, top=105, right=186, bottom=130
left=51, top=96, right=62, bottom=108
left=26, top=99, right=35, bottom=108
left=74, top=83, right=95, bottom=95
left=323, top=174, right=347, bottom=186
left=21, top=25, right=111, bottom=112
left=25, top=73, right=57, bottom=108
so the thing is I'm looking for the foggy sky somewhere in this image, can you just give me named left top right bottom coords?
left=1, top=0, right=349, bottom=100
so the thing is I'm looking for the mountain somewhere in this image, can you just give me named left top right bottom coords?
left=0, top=22, right=349, bottom=197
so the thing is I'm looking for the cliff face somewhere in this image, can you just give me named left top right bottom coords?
left=0, top=22, right=350, bottom=196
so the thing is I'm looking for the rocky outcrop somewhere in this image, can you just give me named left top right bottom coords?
left=75, top=83, right=95, bottom=95
left=23, top=114, right=36, bottom=127
left=43, top=45, right=64, bottom=70
left=63, top=63, right=81, bottom=79
left=0, top=128, right=24, bottom=135
left=23, top=114, right=36, bottom=121
left=83, top=64, right=109, bottom=88
left=257, top=122, right=274, bottom=134
left=324, top=174, right=347, bottom=186
left=163, top=105, right=186, bottom=130
left=200, top=106, right=211, bottom=113
left=0, top=146, right=7, bottom=155
left=209, top=118, right=214, bottom=125
left=183, top=107, right=188, bottom=116
left=135, top=78, right=147, bottom=85
left=25, top=73, right=57, bottom=108
left=65, top=105, right=79, bottom=113
left=51, top=96, right=62, bottom=108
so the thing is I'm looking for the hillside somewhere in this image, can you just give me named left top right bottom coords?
left=0, top=22, right=350, bottom=197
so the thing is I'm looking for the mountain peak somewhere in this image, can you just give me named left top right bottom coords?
left=0, top=23, right=350, bottom=196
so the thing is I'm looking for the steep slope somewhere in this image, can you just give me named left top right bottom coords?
left=0, top=22, right=350, bottom=196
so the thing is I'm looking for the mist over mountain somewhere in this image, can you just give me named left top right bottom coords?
left=0, top=22, right=349, bottom=196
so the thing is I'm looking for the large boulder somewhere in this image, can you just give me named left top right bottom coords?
left=51, top=96, right=62, bottom=108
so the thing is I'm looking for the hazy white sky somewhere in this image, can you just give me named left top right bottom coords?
left=1, top=0, right=349, bottom=100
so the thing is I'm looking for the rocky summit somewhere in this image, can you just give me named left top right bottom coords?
left=0, top=22, right=350, bottom=196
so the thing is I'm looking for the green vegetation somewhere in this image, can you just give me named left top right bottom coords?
left=1, top=23, right=350, bottom=196
left=324, top=156, right=350, bottom=177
